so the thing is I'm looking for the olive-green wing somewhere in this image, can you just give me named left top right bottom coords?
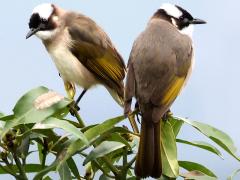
left=67, top=14, right=126, bottom=96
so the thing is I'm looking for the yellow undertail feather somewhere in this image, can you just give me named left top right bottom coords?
left=161, top=77, right=185, bottom=106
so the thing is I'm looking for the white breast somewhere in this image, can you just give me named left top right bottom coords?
left=182, top=49, right=195, bottom=90
left=48, top=42, right=98, bottom=89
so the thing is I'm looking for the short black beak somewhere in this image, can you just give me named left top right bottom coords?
left=26, top=27, right=40, bottom=39
left=190, top=18, right=207, bottom=25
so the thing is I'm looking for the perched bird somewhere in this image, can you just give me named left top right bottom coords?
left=124, top=4, right=206, bottom=178
left=26, top=3, right=126, bottom=107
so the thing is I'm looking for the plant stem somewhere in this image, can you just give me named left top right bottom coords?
left=123, top=147, right=127, bottom=166
left=101, top=156, right=119, bottom=176
left=91, top=160, right=115, bottom=179
left=128, top=114, right=139, bottom=133
left=41, top=152, right=47, bottom=169
left=13, top=154, right=28, bottom=180
left=71, top=107, right=85, bottom=127
left=41, top=138, right=48, bottom=169
left=125, top=156, right=136, bottom=170
left=73, top=110, right=120, bottom=177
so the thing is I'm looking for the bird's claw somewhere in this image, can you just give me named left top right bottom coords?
left=134, top=102, right=142, bottom=123
left=162, top=110, right=172, bottom=121
left=69, top=102, right=80, bottom=116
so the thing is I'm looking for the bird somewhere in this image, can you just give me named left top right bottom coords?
left=124, top=3, right=206, bottom=178
left=26, top=3, right=126, bottom=109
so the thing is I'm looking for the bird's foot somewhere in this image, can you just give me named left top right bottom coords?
left=69, top=102, right=80, bottom=116
left=134, top=102, right=142, bottom=123
left=162, top=110, right=173, bottom=121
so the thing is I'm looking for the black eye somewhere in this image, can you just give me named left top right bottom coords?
left=179, top=16, right=189, bottom=24
left=41, top=18, right=48, bottom=24
left=179, top=16, right=184, bottom=20
left=183, top=18, right=189, bottom=24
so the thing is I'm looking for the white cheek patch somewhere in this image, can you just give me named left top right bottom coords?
left=52, top=15, right=59, bottom=22
left=171, top=18, right=178, bottom=28
left=32, top=3, right=53, bottom=20
left=160, top=3, right=182, bottom=18
left=179, top=24, right=194, bottom=38
left=35, top=29, right=58, bottom=40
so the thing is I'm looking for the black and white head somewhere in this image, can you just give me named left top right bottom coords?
left=153, top=3, right=206, bottom=37
left=26, top=3, right=63, bottom=40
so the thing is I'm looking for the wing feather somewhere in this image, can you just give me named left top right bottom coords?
left=66, top=13, right=126, bottom=96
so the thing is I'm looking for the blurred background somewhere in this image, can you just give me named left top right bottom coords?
left=0, top=0, right=239, bottom=179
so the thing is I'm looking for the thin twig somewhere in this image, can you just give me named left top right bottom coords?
left=73, top=112, right=120, bottom=177
left=123, top=147, right=127, bottom=166
left=79, top=153, right=115, bottom=179
left=50, top=133, right=70, bottom=152
left=101, top=156, right=119, bottom=176
left=13, top=154, right=28, bottom=180
left=124, top=156, right=136, bottom=170
left=128, top=110, right=139, bottom=133
left=92, top=161, right=115, bottom=179
left=128, top=115, right=139, bottom=133
left=71, top=107, right=85, bottom=127
left=41, top=138, right=48, bottom=170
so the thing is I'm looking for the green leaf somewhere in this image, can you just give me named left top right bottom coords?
left=14, top=86, right=49, bottom=116
left=33, top=117, right=88, bottom=145
left=38, top=143, right=44, bottom=164
left=227, top=169, right=240, bottom=180
left=58, top=162, right=72, bottom=180
left=0, top=112, right=4, bottom=118
left=1, top=87, right=72, bottom=137
left=181, top=171, right=217, bottom=180
left=0, top=114, right=9, bottom=134
left=83, top=141, right=126, bottom=165
left=93, top=127, right=134, bottom=149
left=0, top=115, right=14, bottom=122
left=179, top=161, right=217, bottom=177
left=169, top=117, right=184, bottom=137
left=85, top=115, right=126, bottom=141
left=67, top=158, right=81, bottom=179
left=0, top=164, right=48, bottom=174
left=161, top=120, right=179, bottom=178
left=99, top=174, right=113, bottom=180
left=127, top=177, right=137, bottom=180
left=43, top=176, right=53, bottom=180
left=175, top=117, right=240, bottom=161
left=108, top=133, right=132, bottom=149
left=63, top=119, right=84, bottom=128
left=33, top=160, right=58, bottom=180
left=57, top=115, right=126, bottom=167
left=17, top=135, right=30, bottom=159
left=104, top=148, right=124, bottom=165
left=0, top=121, right=6, bottom=134
left=35, top=115, right=126, bottom=178
left=177, top=139, right=223, bottom=159
left=189, top=176, right=217, bottom=180
left=24, top=164, right=47, bottom=172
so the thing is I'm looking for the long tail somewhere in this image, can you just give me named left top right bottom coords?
left=135, top=110, right=162, bottom=178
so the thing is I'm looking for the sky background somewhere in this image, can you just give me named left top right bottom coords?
left=0, top=0, right=240, bottom=179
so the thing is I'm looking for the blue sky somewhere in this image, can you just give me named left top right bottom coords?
left=0, top=0, right=240, bottom=179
